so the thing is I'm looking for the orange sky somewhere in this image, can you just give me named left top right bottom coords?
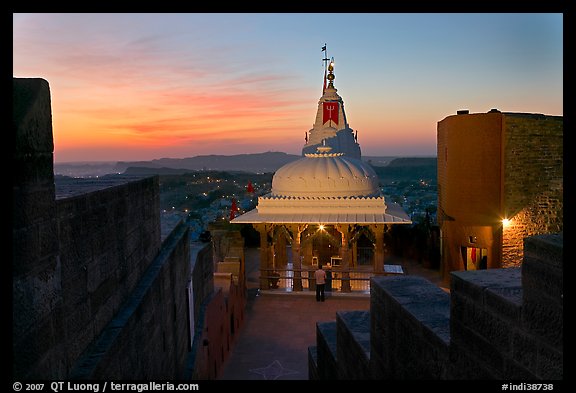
left=13, top=13, right=563, bottom=162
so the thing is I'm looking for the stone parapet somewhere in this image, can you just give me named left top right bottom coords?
left=336, top=311, right=371, bottom=380
left=370, top=276, right=450, bottom=379
left=316, top=321, right=339, bottom=380
left=450, top=268, right=526, bottom=379
left=308, top=346, right=319, bottom=380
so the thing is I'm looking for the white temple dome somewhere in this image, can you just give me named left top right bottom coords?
left=271, top=152, right=380, bottom=198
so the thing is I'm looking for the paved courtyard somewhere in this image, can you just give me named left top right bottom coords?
left=219, top=248, right=444, bottom=380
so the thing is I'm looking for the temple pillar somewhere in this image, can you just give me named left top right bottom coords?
left=336, top=224, right=352, bottom=292
left=276, top=232, right=287, bottom=269
left=371, top=224, right=385, bottom=273
left=289, top=224, right=307, bottom=292
left=254, top=223, right=272, bottom=289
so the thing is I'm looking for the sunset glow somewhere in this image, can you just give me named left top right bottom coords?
left=13, top=13, right=563, bottom=162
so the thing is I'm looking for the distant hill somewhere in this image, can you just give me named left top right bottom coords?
left=386, top=157, right=437, bottom=167
left=115, top=151, right=300, bottom=174
left=372, top=157, right=437, bottom=184
left=122, top=166, right=253, bottom=175
left=116, top=152, right=399, bottom=174
left=55, top=153, right=427, bottom=177
left=54, top=162, right=119, bottom=177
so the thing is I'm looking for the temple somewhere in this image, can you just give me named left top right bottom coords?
left=232, top=54, right=411, bottom=292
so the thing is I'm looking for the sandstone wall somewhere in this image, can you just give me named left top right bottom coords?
left=502, top=114, right=563, bottom=267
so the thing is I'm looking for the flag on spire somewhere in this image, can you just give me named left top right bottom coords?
left=247, top=181, right=254, bottom=193
left=321, top=44, right=326, bottom=52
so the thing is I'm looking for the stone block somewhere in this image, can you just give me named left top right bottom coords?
left=336, top=311, right=370, bottom=379
left=503, top=358, right=538, bottom=380
left=449, top=342, right=500, bottom=380
left=521, top=300, right=562, bottom=350
left=522, top=258, right=562, bottom=303
left=61, top=266, right=88, bottom=306
left=537, top=343, right=562, bottom=380
left=451, top=318, right=504, bottom=377
left=485, top=286, right=523, bottom=323
left=511, top=331, right=539, bottom=372
left=370, top=276, right=450, bottom=379
left=316, top=321, right=338, bottom=380
left=308, top=346, right=319, bottom=380
left=451, top=268, right=522, bottom=303
left=12, top=225, right=40, bottom=275
left=13, top=78, right=54, bottom=153
left=523, top=233, right=563, bottom=269
left=13, top=184, right=56, bottom=227
left=13, top=315, right=61, bottom=379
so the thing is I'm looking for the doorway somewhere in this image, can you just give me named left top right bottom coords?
left=461, top=246, right=488, bottom=270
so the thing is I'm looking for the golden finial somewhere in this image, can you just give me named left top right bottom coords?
left=326, top=58, right=335, bottom=87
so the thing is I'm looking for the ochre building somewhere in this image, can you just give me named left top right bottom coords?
left=437, top=109, right=563, bottom=282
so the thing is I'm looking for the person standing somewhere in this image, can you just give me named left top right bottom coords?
left=314, top=264, right=327, bottom=302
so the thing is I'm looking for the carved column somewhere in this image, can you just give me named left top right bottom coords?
left=336, top=224, right=352, bottom=292
left=254, top=223, right=271, bottom=289
left=289, top=224, right=307, bottom=291
left=276, top=231, right=287, bottom=269
left=372, top=224, right=385, bottom=273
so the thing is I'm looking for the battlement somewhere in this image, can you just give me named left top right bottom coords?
left=311, top=232, right=562, bottom=380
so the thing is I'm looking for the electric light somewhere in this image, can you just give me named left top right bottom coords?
left=502, top=218, right=511, bottom=227
left=319, top=224, right=325, bottom=231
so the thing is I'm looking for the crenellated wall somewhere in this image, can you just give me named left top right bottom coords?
left=56, top=176, right=161, bottom=372
left=310, top=232, right=562, bottom=380
left=185, top=230, right=247, bottom=380
left=13, top=78, right=66, bottom=378
left=13, top=78, right=193, bottom=379
left=69, top=222, right=191, bottom=379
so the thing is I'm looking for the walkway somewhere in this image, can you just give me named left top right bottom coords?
left=219, top=248, right=445, bottom=380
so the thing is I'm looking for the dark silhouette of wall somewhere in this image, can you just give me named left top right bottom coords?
left=185, top=230, right=247, bottom=379
left=310, top=232, right=562, bottom=380
left=13, top=78, right=192, bottom=379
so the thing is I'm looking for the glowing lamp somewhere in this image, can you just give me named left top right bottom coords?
left=502, top=218, right=511, bottom=227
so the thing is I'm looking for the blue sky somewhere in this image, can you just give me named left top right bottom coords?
left=13, top=13, right=563, bottom=162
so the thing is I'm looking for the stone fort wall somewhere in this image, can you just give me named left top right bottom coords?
left=310, top=232, right=562, bottom=380
left=12, top=78, right=192, bottom=379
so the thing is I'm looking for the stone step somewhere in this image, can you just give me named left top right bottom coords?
left=336, top=310, right=371, bottom=379
left=316, top=321, right=338, bottom=380
left=307, top=346, right=319, bottom=380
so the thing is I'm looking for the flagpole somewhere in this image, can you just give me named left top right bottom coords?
left=322, top=43, right=329, bottom=94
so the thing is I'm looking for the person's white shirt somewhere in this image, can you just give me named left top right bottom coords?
left=314, top=268, right=326, bottom=285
